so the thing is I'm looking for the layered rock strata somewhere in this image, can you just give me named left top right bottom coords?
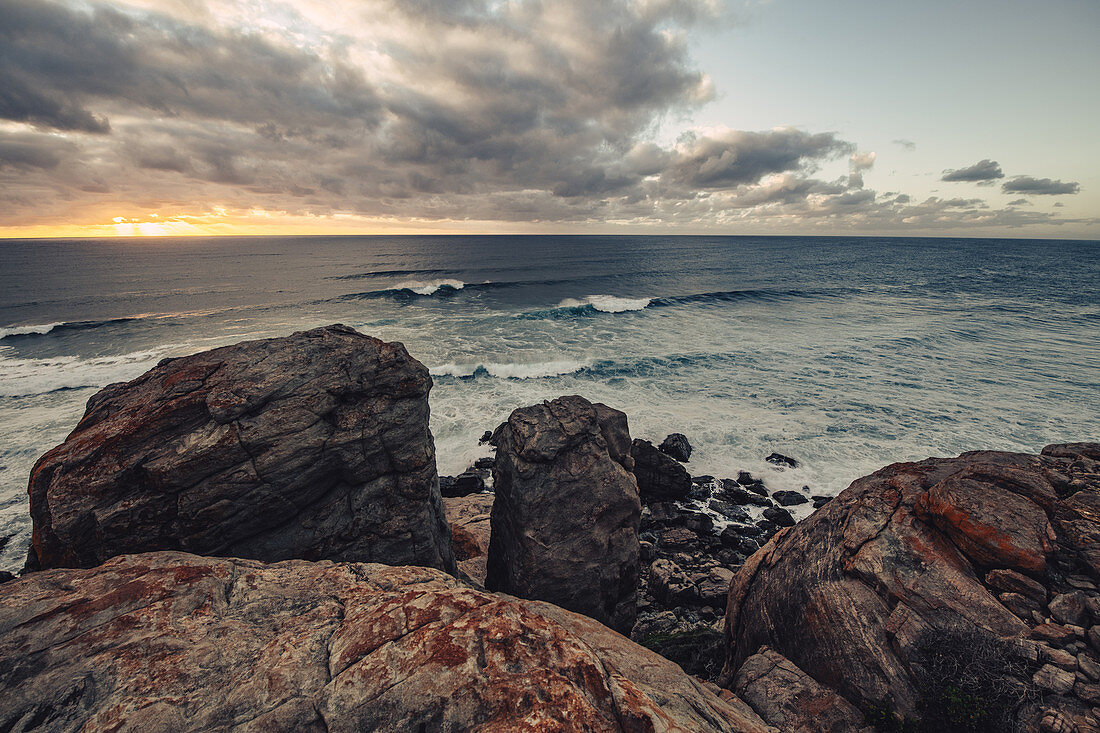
left=25, top=324, right=455, bottom=573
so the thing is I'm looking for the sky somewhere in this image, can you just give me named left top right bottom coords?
left=0, top=0, right=1097, bottom=238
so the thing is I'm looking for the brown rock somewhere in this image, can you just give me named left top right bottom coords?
left=721, top=446, right=1100, bottom=724
left=0, top=552, right=773, bottom=732
left=1000, top=591, right=1042, bottom=619
left=24, top=325, right=455, bottom=573
left=1051, top=591, right=1090, bottom=627
left=1035, top=664, right=1077, bottom=694
left=444, top=493, right=493, bottom=583
left=734, top=647, right=867, bottom=732
left=486, top=396, right=640, bottom=633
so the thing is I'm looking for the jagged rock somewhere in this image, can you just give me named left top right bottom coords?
left=441, top=471, right=485, bottom=497
left=698, top=567, right=736, bottom=607
left=631, top=438, right=692, bottom=502
left=721, top=443, right=1100, bottom=730
left=486, top=396, right=640, bottom=634
left=718, top=482, right=772, bottom=507
left=1051, top=591, right=1089, bottom=627
left=478, top=430, right=492, bottom=444
left=0, top=552, right=773, bottom=732
left=443, top=494, right=493, bottom=584
left=659, top=433, right=693, bottom=462
left=811, top=495, right=832, bottom=508
left=734, top=647, right=868, bottom=732
left=473, top=456, right=495, bottom=470
left=24, top=325, right=454, bottom=574
left=650, top=558, right=698, bottom=606
left=764, top=453, right=799, bottom=469
left=710, top=500, right=752, bottom=523
left=771, top=490, right=808, bottom=507
left=761, top=506, right=795, bottom=528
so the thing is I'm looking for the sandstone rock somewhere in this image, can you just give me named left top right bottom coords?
left=0, top=552, right=773, bottom=732
left=987, top=567, right=1048, bottom=603
left=659, top=433, right=693, bottom=462
left=734, top=647, right=867, bottom=732
left=486, top=396, right=640, bottom=633
left=721, top=445, right=1100, bottom=726
left=444, top=494, right=494, bottom=584
left=24, top=325, right=455, bottom=573
left=1051, top=591, right=1090, bottom=627
left=1036, top=664, right=1077, bottom=694
left=631, top=438, right=692, bottom=502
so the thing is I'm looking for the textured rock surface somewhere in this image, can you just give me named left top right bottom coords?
left=721, top=443, right=1100, bottom=729
left=659, top=433, right=693, bottom=462
left=486, top=396, right=641, bottom=634
left=443, top=493, right=493, bottom=584
left=631, top=438, right=692, bottom=503
left=733, top=647, right=869, bottom=733
left=25, top=325, right=455, bottom=573
left=0, top=552, right=774, bottom=732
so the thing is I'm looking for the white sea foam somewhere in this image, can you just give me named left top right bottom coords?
left=556, top=295, right=651, bottom=313
left=430, top=360, right=588, bottom=379
left=0, top=346, right=183, bottom=398
left=396, top=279, right=466, bottom=295
left=0, top=322, right=66, bottom=339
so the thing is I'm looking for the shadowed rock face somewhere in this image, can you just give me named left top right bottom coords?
left=721, top=443, right=1100, bottom=729
left=25, top=324, right=455, bottom=574
left=486, top=396, right=641, bottom=634
left=0, top=552, right=774, bottom=733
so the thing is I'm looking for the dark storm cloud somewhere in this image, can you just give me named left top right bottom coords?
left=941, top=159, right=1003, bottom=182
left=0, top=133, right=73, bottom=169
left=0, top=0, right=382, bottom=134
left=1002, top=176, right=1080, bottom=195
left=664, top=129, right=853, bottom=188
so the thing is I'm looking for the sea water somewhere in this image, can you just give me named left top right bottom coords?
left=1, top=235, right=1097, bottom=571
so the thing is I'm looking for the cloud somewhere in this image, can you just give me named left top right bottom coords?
left=1002, top=176, right=1080, bottom=195
left=892, top=139, right=916, bottom=151
left=664, top=128, right=853, bottom=188
left=941, top=159, right=1003, bottom=182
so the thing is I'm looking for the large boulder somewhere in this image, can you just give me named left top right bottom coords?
left=0, top=552, right=774, bottom=732
left=25, top=325, right=455, bottom=574
left=444, top=493, right=493, bottom=584
left=486, top=396, right=641, bottom=634
left=721, top=443, right=1100, bottom=730
left=631, top=438, right=692, bottom=503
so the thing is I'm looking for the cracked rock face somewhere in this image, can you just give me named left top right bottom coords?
left=25, top=325, right=455, bottom=573
left=721, top=443, right=1100, bottom=729
left=0, top=551, right=773, bottom=732
left=487, top=396, right=641, bottom=634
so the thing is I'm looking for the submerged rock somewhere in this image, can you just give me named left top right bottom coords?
left=722, top=443, right=1100, bottom=730
left=631, top=438, right=692, bottom=502
left=659, top=433, right=693, bottom=462
left=24, top=325, right=455, bottom=574
left=0, top=552, right=773, bottom=732
left=486, top=396, right=641, bottom=634
left=764, top=453, right=799, bottom=469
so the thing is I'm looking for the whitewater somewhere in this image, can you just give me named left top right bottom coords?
left=1, top=234, right=1097, bottom=572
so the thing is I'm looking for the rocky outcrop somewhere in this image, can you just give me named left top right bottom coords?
left=721, top=443, right=1100, bottom=731
left=631, top=438, right=692, bottom=502
left=0, top=552, right=774, bottom=732
left=659, top=433, right=693, bottom=462
left=25, top=325, right=455, bottom=574
left=486, top=396, right=641, bottom=634
left=733, top=647, right=869, bottom=732
left=444, top=493, right=493, bottom=584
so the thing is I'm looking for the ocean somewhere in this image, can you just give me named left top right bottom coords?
left=1, top=234, right=1097, bottom=572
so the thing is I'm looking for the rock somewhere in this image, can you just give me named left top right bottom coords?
left=698, top=567, right=736, bottom=607
left=659, top=433, right=693, bottom=462
left=24, top=325, right=455, bottom=573
left=734, top=647, right=867, bottom=733
left=986, top=568, right=1048, bottom=603
left=1081, top=654, right=1100, bottom=681
left=1000, top=591, right=1042, bottom=620
left=710, top=500, right=751, bottom=522
left=661, top=527, right=702, bottom=553
left=762, top=506, right=795, bottom=528
left=811, top=495, right=832, bottom=508
left=718, top=482, right=772, bottom=507
left=1051, top=591, right=1090, bottom=627
left=0, top=570, right=13, bottom=584
left=473, top=456, right=495, bottom=470
left=650, top=558, right=698, bottom=606
left=0, top=551, right=773, bottom=733
left=684, top=512, right=715, bottom=535
left=478, top=430, right=492, bottom=443
left=693, top=474, right=715, bottom=484
left=764, top=453, right=799, bottom=469
left=440, top=471, right=485, bottom=497
left=486, top=396, right=640, bottom=633
left=1035, top=664, right=1077, bottom=694
left=443, top=494, right=494, bottom=584
left=631, top=438, right=692, bottom=502
left=721, top=445, right=1100, bottom=727
left=771, top=490, right=808, bottom=507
